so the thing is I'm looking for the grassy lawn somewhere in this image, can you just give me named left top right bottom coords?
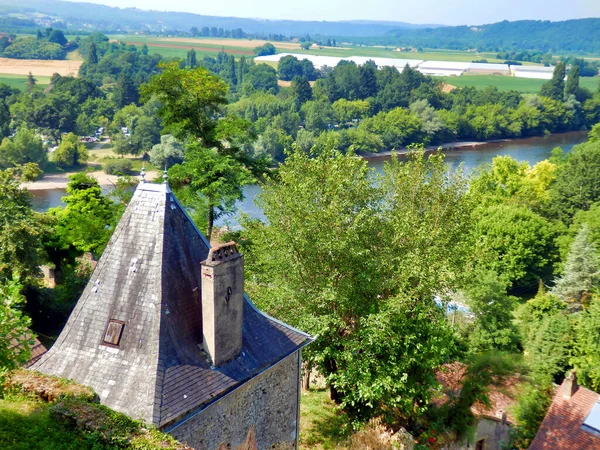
left=0, top=396, right=93, bottom=450
left=0, top=74, right=51, bottom=91
left=300, top=388, right=351, bottom=449
left=443, top=74, right=600, bottom=92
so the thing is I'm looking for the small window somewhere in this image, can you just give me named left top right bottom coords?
left=103, top=320, right=125, bottom=347
left=475, top=439, right=485, bottom=450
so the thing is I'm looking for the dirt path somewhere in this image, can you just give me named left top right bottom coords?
left=23, top=170, right=158, bottom=191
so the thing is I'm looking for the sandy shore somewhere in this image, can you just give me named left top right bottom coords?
left=361, top=139, right=510, bottom=159
left=23, top=170, right=158, bottom=191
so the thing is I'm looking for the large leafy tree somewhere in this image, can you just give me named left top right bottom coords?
left=0, top=127, right=47, bottom=169
left=540, top=62, right=566, bottom=101
left=0, top=168, right=47, bottom=283
left=48, top=173, right=122, bottom=255
left=571, top=297, right=600, bottom=391
left=140, top=62, right=228, bottom=147
left=141, top=62, right=263, bottom=240
left=242, top=148, right=472, bottom=422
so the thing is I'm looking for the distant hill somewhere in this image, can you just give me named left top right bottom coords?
left=381, top=19, right=600, bottom=54
left=0, top=0, right=439, bottom=36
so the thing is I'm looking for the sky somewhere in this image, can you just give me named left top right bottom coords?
left=68, top=0, right=600, bottom=26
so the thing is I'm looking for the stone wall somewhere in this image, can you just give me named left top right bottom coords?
left=166, top=350, right=301, bottom=450
left=441, top=418, right=512, bottom=450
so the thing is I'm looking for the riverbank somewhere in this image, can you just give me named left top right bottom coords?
left=22, top=169, right=158, bottom=191
left=360, top=131, right=586, bottom=160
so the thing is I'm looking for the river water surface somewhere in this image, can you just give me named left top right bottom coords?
left=30, top=131, right=589, bottom=226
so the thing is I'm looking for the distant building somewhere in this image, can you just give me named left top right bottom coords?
left=512, top=65, right=556, bottom=80
left=530, top=372, right=600, bottom=450
left=33, top=176, right=312, bottom=450
left=9, top=333, right=47, bottom=367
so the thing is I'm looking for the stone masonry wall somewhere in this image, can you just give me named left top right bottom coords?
left=166, top=351, right=301, bottom=450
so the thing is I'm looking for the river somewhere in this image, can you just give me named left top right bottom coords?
left=30, top=131, right=589, bottom=226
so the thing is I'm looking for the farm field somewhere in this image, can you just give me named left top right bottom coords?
left=0, top=57, right=82, bottom=77
left=108, top=35, right=517, bottom=63
left=443, top=74, right=600, bottom=92
left=0, top=74, right=51, bottom=90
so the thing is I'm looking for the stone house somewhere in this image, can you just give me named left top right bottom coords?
left=33, top=178, right=312, bottom=450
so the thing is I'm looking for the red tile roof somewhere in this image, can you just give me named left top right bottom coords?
left=530, top=377, right=600, bottom=450
left=9, top=334, right=47, bottom=367
left=435, top=362, right=521, bottom=424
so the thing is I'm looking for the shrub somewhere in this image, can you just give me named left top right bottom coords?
left=104, top=159, right=132, bottom=175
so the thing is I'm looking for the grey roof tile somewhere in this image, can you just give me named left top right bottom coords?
left=33, top=182, right=311, bottom=427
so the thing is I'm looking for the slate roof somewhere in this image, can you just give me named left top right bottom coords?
left=530, top=376, right=600, bottom=450
left=33, top=181, right=311, bottom=428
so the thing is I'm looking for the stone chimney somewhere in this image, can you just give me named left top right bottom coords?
left=200, top=242, right=244, bottom=367
left=563, top=371, right=578, bottom=400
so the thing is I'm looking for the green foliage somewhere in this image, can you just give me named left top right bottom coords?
left=168, top=142, right=255, bottom=240
left=291, top=76, right=313, bottom=109
left=509, top=376, right=554, bottom=450
left=0, top=168, right=47, bottom=283
left=361, top=107, right=422, bottom=149
left=548, top=140, right=600, bottom=222
left=472, top=204, right=558, bottom=289
left=540, top=62, right=566, bottom=101
left=2, top=36, right=66, bottom=59
left=149, top=134, right=184, bottom=169
left=571, top=298, right=600, bottom=391
left=462, top=270, right=520, bottom=353
left=0, top=127, right=47, bottom=169
left=242, top=64, right=279, bottom=96
left=0, top=274, right=32, bottom=376
left=48, top=173, right=122, bottom=255
left=52, top=133, right=88, bottom=168
left=104, top=159, right=133, bottom=175
left=243, top=147, right=472, bottom=423
left=253, top=42, right=276, bottom=56
left=551, top=224, right=599, bottom=310
left=140, top=62, right=228, bottom=145
left=332, top=99, right=370, bottom=124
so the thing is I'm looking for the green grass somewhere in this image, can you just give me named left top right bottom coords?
left=443, top=74, right=600, bottom=93
left=300, top=388, right=351, bottom=449
left=0, top=74, right=51, bottom=91
left=0, top=395, right=96, bottom=450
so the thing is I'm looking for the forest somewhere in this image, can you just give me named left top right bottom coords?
left=1, top=31, right=600, bottom=449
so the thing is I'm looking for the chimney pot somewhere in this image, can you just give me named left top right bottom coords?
left=563, top=371, right=578, bottom=400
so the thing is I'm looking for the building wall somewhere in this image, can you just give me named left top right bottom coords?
left=441, top=418, right=511, bottom=450
left=166, top=350, right=301, bottom=450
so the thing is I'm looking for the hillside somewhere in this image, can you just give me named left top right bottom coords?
left=381, top=18, right=600, bottom=54
left=0, top=0, right=438, bottom=36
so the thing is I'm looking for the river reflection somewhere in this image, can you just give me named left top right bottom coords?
left=29, top=131, right=589, bottom=226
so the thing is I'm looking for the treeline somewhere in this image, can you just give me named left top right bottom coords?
left=0, top=28, right=75, bottom=60
left=340, top=18, right=600, bottom=54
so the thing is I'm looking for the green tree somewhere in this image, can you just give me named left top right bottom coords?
left=463, top=269, right=519, bottom=353
left=169, top=143, right=255, bottom=240
left=186, top=48, right=197, bottom=68
left=0, top=273, right=33, bottom=377
left=472, top=204, right=558, bottom=289
left=113, top=73, right=139, bottom=108
left=53, top=133, right=89, bottom=168
left=540, top=62, right=566, bottom=101
left=565, top=65, right=580, bottom=99
left=140, top=62, right=228, bottom=146
left=571, top=298, right=600, bottom=391
left=150, top=134, right=184, bottom=169
left=291, top=76, right=312, bottom=109
left=332, top=99, right=370, bottom=124
left=47, top=29, right=67, bottom=46
left=551, top=224, right=599, bottom=310
left=87, top=42, right=98, bottom=64
left=0, top=168, right=47, bottom=283
left=49, top=172, right=122, bottom=255
left=548, top=140, right=600, bottom=222
left=254, top=43, right=276, bottom=56
left=242, top=64, right=279, bottom=96
left=111, top=131, right=132, bottom=158
left=242, top=148, right=472, bottom=422
left=25, top=72, right=36, bottom=93
left=359, top=60, right=378, bottom=99
left=0, top=128, right=47, bottom=169
left=278, top=55, right=303, bottom=81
